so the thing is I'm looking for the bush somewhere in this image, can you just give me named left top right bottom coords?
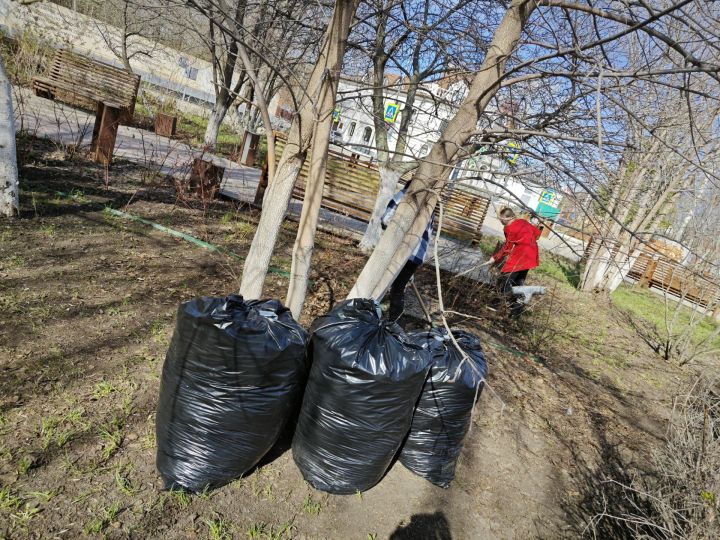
left=0, top=30, right=54, bottom=86
left=587, top=377, right=720, bottom=538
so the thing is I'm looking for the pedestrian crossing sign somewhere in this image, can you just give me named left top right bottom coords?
left=384, top=102, right=400, bottom=123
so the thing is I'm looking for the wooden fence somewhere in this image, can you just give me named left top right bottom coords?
left=628, top=251, right=720, bottom=311
left=272, top=135, right=491, bottom=242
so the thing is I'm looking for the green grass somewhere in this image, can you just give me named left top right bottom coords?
left=611, top=285, right=720, bottom=346
left=535, top=254, right=582, bottom=288
left=205, top=514, right=232, bottom=540
left=175, top=112, right=242, bottom=150
left=135, top=98, right=243, bottom=154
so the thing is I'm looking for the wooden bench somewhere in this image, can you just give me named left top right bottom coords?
left=33, top=49, right=140, bottom=124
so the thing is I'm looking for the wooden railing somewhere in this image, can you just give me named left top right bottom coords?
left=273, top=134, right=490, bottom=242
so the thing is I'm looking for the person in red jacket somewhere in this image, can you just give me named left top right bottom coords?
left=482, top=207, right=541, bottom=318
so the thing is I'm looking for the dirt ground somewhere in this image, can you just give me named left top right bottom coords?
left=0, top=138, right=699, bottom=539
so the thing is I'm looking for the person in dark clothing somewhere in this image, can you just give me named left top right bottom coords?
left=481, top=207, right=541, bottom=318
left=381, top=183, right=434, bottom=321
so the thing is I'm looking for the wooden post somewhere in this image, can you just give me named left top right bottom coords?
left=154, top=113, right=177, bottom=137
left=92, top=102, right=121, bottom=166
left=540, top=221, right=553, bottom=238
left=638, top=258, right=658, bottom=288
left=189, top=158, right=224, bottom=200
left=240, top=131, right=261, bottom=166
left=253, top=159, right=269, bottom=206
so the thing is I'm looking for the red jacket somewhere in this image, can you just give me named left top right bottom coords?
left=495, top=219, right=541, bottom=273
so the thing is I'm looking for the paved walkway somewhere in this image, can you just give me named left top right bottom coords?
left=14, top=87, right=260, bottom=198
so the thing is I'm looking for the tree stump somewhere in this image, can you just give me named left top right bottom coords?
left=154, top=113, right=177, bottom=137
left=188, top=158, right=224, bottom=200
left=91, top=101, right=121, bottom=166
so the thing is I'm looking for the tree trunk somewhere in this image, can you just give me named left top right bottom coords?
left=0, top=59, right=19, bottom=218
left=358, top=164, right=402, bottom=252
left=203, top=105, right=227, bottom=148
left=285, top=0, right=359, bottom=317
left=239, top=0, right=360, bottom=301
left=348, top=0, right=536, bottom=300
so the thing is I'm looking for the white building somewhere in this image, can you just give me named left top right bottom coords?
left=324, top=74, right=468, bottom=160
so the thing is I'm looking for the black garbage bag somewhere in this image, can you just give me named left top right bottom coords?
left=292, top=299, right=432, bottom=494
left=156, top=295, right=308, bottom=492
left=400, top=328, right=488, bottom=488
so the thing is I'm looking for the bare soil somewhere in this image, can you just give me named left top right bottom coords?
left=0, top=137, right=697, bottom=539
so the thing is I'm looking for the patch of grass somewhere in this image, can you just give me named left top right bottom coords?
left=29, top=490, right=57, bottom=502
left=0, top=487, right=22, bottom=511
left=140, top=431, right=156, bottom=451
left=17, top=455, right=33, bottom=475
left=115, top=465, right=141, bottom=496
left=40, top=222, right=56, bottom=237
left=40, top=415, right=61, bottom=449
left=197, top=485, right=214, bottom=501
left=98, top=420, right=123, bottom=461
left=612, top=285, right=720, bottom=347
left=93, top=380, right=116, bottom=400
left=150, top=318, right=167, bottom=344
left=84, top=503, right=121, bottom=535
left=302, top=494, right=321, bottom=516
left=175, top=111, right=242, bottom=152
left=535, top=254, right=581, bottom=288
left=247, top=522, right=293, bottom=540
left=205, top=513, right=232, bottom=540
left=169, top=488, right=191, bottom=509
left=65, top=407, right=88, bottom=430
left=475, top=235, right=503, bottom=257
left=12, top=503, right=41, bottom=526
left=84, top=516, right=104, bottom=535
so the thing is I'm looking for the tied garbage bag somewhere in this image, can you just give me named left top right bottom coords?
left=156, top=295, right=308, bottom=492
left=292, top=299, right=432, bottom=494
left=401, top=328, right=488, bottom=488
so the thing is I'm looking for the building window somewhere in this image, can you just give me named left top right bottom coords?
left=420, top=143, right=429, bottom=156
left=185, top=67, right=198, bottom=81
left=348, top=122, right=356, bottom=138
left=362, top=126, right=373, bottom=143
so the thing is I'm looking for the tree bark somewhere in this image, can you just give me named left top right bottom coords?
left=239, top=0, right=360, bottom=301
left=0, top=58, right=19, bottom=218
left=285, top=0, right=359, bottom=317
left=349, top=0, right=536, bottom=300
left=358, top=164, right=402, bottom=252
left=204, top=104, right=227, bottom=147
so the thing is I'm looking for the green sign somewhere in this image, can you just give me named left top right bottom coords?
left=535, top=188, right=562, bottom=220
left=332, top=107, right=341, bottom=121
